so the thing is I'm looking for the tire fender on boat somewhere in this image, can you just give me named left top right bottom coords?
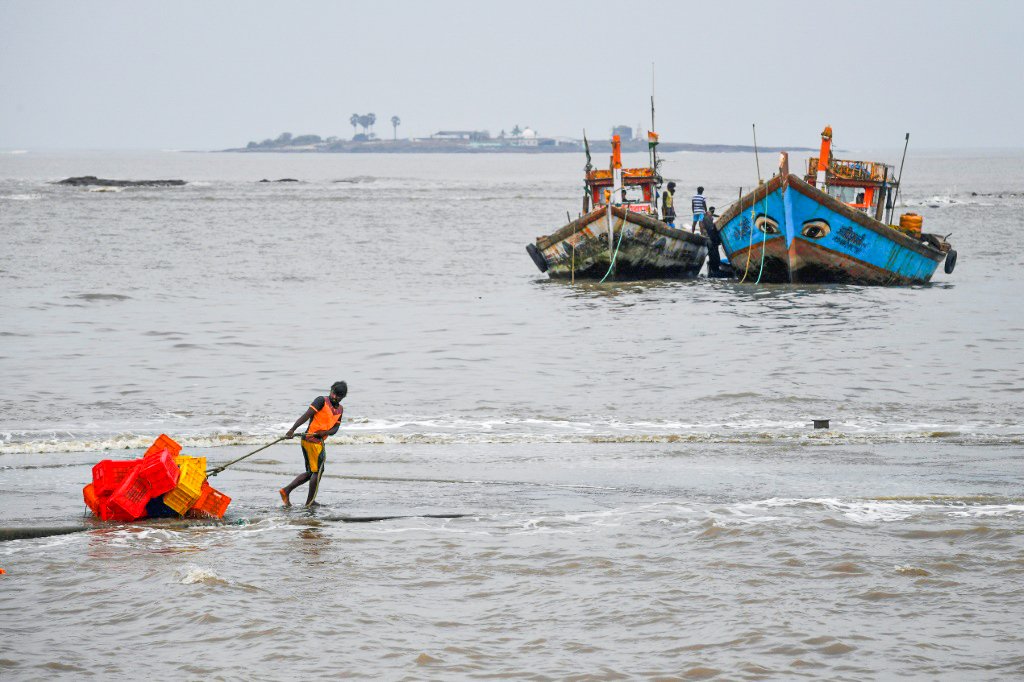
left=944, top=249, right=957, bottom=274
left=526, top=243, right=548, bottom=273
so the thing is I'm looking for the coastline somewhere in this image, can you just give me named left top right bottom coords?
left=219, top=139, right=812, bottom=154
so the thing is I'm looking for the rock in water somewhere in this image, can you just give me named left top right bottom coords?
left=57, top=176, right=186, bottom=187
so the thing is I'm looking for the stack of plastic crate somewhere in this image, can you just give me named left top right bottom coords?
left=83, top=434, right=183, bottom=521
left=83, top=434, right=233, bottom=521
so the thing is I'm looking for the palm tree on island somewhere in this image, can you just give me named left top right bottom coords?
left=391, top=115, right=401, bottom=140
left=367, top=113, right=376, bottom=137
left=349, top=113, right=359, bottom=138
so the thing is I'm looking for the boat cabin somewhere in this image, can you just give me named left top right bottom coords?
left=804, top=126, right=893, bottom=221
left=583, top=135, right=658, bottom=215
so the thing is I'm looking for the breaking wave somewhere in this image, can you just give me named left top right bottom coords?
left=180, top=565, right=229, bottom=585
left=0, top=417, right=1020, bottom=455
left=738, top=497, right=1024, bottom=523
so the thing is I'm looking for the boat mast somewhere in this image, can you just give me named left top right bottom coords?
left=611, top=134, right=623, bottom=203
left=650, top=62, right=657, bottom=173
left=815, top=125, right=833, bottom=190
left=752, top=123, right=762, bottom=184
left=650, top=96, right=657, bottom=173
left=875, top=166, right=888, bottom=222
left=582, top=129, right=593, bottom=214
left=887, top=133, right=910, bottom=224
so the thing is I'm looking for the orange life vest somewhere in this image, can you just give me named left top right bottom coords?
left=305, top=397, right=342, bottom=442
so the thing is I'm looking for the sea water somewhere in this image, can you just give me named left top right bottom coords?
left=0, top=149, right=1022, bottom=678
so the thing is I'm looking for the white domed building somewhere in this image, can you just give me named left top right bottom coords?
left=514, top=127, right=539, bottom=147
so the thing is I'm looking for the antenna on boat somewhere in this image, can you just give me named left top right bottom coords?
left=582, top=129, right=592, bottom=214
left=752, top=123, right=762, bottom=184
left=583, top=129, right=592, bottom=173
left=650, top=62, right=659, bottom=176
left=888, top=132, right=910, bottom=224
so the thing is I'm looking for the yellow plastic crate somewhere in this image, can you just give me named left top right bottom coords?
left=162, top=455, right=208, bottom=514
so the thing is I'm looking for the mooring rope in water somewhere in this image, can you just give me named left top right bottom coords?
left=754, top=187, right=769, bottom=285
left=739, top=192, right=756, bottom=283
left=599, top=213, right=627, bottom=284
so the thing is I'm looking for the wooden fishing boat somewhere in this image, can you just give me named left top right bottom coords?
left=716, top=127, right=957, bottom=285
left=526, top=135, right=707, bottom=280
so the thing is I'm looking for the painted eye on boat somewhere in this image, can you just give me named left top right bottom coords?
left=801, top=219, right=831, bottom=239
left=754, top=214, right=779, bottom=234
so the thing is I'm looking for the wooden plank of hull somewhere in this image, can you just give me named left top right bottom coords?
left=727, top=235, right=790, bottom=283
left=537, top=205, right=708, bottom=280
left=787, top=238, right=931, bottom=285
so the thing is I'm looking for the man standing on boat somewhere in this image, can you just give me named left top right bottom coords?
left=700, top=207, right=724, bottom=275
left=692, top=186, right=709, bottom=233
left=279, top=381, right=346, bottom=507
left=661, top=181, right=677, bottom=227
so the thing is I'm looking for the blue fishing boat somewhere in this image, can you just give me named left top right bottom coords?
left=716, top=127, right=956, bottom=285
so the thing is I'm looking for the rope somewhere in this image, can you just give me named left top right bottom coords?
left=207, top=436, right=288, bottom=477
left=739, top=192, right=756, bottom=283
left=599, top=212, right=627, bottom=283
left=754, top=188, right=769, bottom=284
left=571, top=230, right=575, bottom=285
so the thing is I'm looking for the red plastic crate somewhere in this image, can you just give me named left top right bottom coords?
left=138, top=449, right=179, bottom=496
left=92, top=459, right=142, bottom=496
left=144, top=434, right=182, bottom=458
left=99, top=502, right=138, bottom=522
left=189, top=482, right=231, bottom=519
left=105, top=469, right=151, bottom=520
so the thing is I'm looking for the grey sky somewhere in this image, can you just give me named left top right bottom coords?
left=1, top=0, right=1019, bottom=150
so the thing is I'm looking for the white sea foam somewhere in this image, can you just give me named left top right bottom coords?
left=180, top=565, right=228, bottom=585
left=901, top=194, right=977, bottom=207
left=1, top=193, right=40, bottom=201
left=743, top=497, right=1024, bottom=523
left=0, top=419, right=1018, bottom=455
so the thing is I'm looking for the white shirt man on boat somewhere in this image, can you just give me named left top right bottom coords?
left=692, top=186, right=708, bottom=233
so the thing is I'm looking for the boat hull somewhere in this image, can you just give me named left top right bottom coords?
left=716, top=174, right=947, bottom=285
left=531, top=206, right=708, bottom=280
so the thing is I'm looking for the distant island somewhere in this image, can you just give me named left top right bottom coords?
left=225, top=119, right=807, bottom=154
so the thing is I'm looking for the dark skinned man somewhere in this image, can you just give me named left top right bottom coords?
left=279, top=381, right=346, bottom=507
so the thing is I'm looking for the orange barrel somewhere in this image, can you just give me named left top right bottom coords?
left=899, top=212, right=923, bottom=236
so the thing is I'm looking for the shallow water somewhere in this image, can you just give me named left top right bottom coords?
left=1, top=149, right=1023, bottom=678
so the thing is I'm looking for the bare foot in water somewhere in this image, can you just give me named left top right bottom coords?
left=279, top=488, right=291, bottom=507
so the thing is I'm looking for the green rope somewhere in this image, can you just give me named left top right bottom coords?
left=754, top=188, right=769, bottom=284
left=599, top=214, right=626, bottom=284
left=739, top=197, right=756, bottom=283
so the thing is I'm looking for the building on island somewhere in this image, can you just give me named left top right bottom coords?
left=431, top=130, right=490, bottom=141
